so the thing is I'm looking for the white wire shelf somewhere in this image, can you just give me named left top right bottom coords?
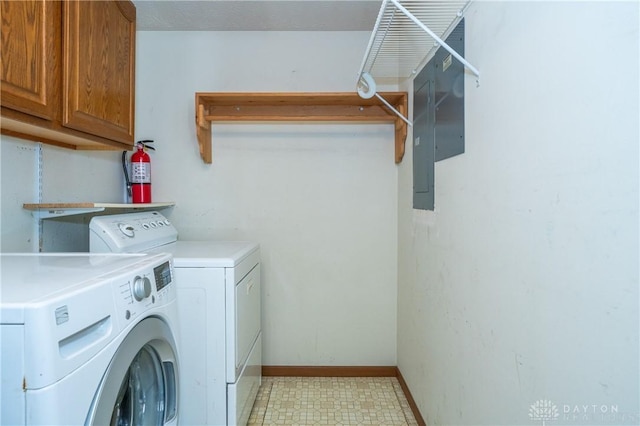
left=356, top=0, right=479, bottom=124
left=358, top=0, right=476, bottom=80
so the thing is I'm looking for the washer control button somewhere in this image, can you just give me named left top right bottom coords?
left=118, top=223, right=135, bottom=238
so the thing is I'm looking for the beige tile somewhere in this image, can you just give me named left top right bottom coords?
left=247, top=377, right=418, bottom=426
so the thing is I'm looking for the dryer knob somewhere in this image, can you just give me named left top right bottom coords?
left=133, top=276, right=152, bottom=301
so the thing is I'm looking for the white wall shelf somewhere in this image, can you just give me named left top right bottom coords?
left=23, top=202, right=175, bottom=219
left=356, top=0, right=478, bottom=125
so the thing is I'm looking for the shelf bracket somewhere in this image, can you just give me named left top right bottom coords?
left=197, top=104, right=213, bottom=163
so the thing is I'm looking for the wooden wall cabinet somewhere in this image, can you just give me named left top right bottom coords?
left=0, top=0, right=59, bottom=121
left=1, top=0, right=136, bottom=151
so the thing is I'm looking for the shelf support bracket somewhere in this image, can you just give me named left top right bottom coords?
left=196, top=104, right=213, bottom=164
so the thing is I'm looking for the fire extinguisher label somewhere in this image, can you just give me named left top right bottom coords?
left=131, top=163, right=151, bottom=183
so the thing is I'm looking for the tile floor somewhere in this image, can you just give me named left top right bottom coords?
left=248, top=376, right=419, bottom=425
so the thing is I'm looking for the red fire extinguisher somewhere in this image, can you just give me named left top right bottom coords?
left=123, top=140, right=155, bottom=204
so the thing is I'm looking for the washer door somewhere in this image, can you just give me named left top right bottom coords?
left=85, top=317, right=178, bottom=426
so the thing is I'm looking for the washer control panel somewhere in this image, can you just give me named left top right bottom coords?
left=90, top=211, right=178, bottom=253
left=112, top=255, right=175, bottom=326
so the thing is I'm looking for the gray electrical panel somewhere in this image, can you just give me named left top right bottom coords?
left=413, top=19, right=466, bottom=211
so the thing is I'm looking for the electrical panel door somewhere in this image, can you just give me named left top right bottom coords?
left=413, top=19, right=466, bottom=211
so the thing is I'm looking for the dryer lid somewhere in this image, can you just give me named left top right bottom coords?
left=146, top=240, right=259, bottom=268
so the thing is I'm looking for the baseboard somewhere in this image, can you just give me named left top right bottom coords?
left=261, top=365, right=426, bottom=425
left=262, top=365, right=397, bottom=377
left=395, top=367, right=427, bottom=426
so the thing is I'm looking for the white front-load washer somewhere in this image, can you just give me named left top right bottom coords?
left=89, top=211, right=261, bottom=426
left=0, top=252, right=180, bottom=425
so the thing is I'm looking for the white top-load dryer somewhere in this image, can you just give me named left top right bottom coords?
left=89, top=211, right=261, bottom=426
left=0, top=252, right=179, bottom=426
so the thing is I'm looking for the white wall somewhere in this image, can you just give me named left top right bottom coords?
left=397, top=2, right=639, bottom=425
left=0, top=136, right=124, bottom=251
left=135, top=31, right=399, bottom=365
left=0, top=31, right=398, bottom=365
left=0, top=137, right=39, bottom=251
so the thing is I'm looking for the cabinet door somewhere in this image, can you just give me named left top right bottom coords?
left=0, top=0, right=60, bottom=120
left=62, top=0, right=135, bottom=145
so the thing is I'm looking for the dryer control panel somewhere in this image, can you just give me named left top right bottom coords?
left=90, top=211, right=178, bottom=253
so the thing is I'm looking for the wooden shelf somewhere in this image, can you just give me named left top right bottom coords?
left=195, top=92, right=408, bottom=164
left=23, top=202, right=175, bottom=219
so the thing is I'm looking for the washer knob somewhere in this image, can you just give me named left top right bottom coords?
left=132, top=276, right=152, bottom=301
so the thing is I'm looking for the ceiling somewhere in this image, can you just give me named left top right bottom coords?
left=133, top=0, right=383, bottom=31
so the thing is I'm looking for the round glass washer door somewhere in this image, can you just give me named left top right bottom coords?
left=86, top=317, right=178, bottom=426
left=111, top=344, right=165, bottom=425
